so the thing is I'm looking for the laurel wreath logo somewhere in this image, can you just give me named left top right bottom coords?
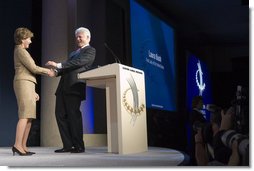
left=122, top=74, right=145, bottom=126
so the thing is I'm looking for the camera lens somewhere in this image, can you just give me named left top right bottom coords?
left=221, top=130, right=241, bottom=148
left=221, top=130, right=249, bottom=165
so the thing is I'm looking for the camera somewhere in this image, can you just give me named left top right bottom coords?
left=206, top=85, right=248, bottom=134
left=221, top=129, right=249, bottom=165
left=231, top=85, right=248, bottom=134
left=206, top=104, right=221, bottom=113
left=193, top=85, right=249, bottom=165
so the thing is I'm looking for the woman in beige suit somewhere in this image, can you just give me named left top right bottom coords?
left=12, top=27, right=54, bottom=156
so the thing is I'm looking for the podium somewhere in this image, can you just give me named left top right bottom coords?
left=78, top=63, right=147, bottom=154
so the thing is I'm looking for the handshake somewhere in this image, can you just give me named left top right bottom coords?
left=45, top=61, right=58, bottom=77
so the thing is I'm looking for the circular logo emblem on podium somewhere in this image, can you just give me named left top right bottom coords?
left=122, top=74, right=145, bottom=126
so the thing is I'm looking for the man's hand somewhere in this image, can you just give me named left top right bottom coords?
left=46, top=61, right=57, bottom=68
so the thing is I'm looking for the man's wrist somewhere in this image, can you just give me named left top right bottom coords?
left=54, top=69, right=59, bottom=76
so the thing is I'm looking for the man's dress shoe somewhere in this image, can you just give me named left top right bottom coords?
left=54, top=148, right=73, bottom=153
left=71, top=147, right=85, bottom=153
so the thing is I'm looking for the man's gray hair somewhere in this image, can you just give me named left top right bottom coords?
left=75, top=27, right=91, bottom=38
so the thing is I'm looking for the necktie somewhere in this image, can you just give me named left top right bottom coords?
left=69, top=48, right=80, bottom=59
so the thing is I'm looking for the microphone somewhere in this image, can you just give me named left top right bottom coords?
left=104, top=43, right=121, bottom=64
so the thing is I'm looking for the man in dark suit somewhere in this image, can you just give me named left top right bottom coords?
left=46, top=27, right=96, bottom=153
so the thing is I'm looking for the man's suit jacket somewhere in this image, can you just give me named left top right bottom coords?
left=55, top=45, right=96, bottom=99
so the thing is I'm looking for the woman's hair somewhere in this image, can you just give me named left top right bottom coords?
left=14, top=27, right=34, bottom=45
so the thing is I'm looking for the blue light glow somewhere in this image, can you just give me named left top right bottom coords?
left=81, top=87, right=94, bottom=134
left=187, top=53, right=213, bottom=120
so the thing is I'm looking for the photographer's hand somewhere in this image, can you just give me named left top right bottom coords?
left=220, top=107, right=234, bottom=131
left=195, top=129, right=208, bottom=166
left=228, top=140, right=240, bottom=166
left=195, top=129, right=203, bottom=144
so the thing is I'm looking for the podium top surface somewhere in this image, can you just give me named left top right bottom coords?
left=78, top=63, right=144, bottom=80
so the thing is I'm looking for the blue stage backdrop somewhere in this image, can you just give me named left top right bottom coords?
left=130, top=0, right=177, bottom=112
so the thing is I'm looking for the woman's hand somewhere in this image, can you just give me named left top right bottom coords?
left=35, top=93, right=40, bottom=101
left=47, top=69, right=56, bottom=77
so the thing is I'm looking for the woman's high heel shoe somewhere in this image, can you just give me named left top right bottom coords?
left=12, top=146, right=32, bottom=156
left=25, top=151, right=35, bottom=155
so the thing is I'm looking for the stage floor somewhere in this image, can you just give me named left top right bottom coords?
left=0, top=146, right=188, bottom=167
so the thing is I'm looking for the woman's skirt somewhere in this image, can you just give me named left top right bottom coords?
left=13, top=80, right=36, bottom=119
